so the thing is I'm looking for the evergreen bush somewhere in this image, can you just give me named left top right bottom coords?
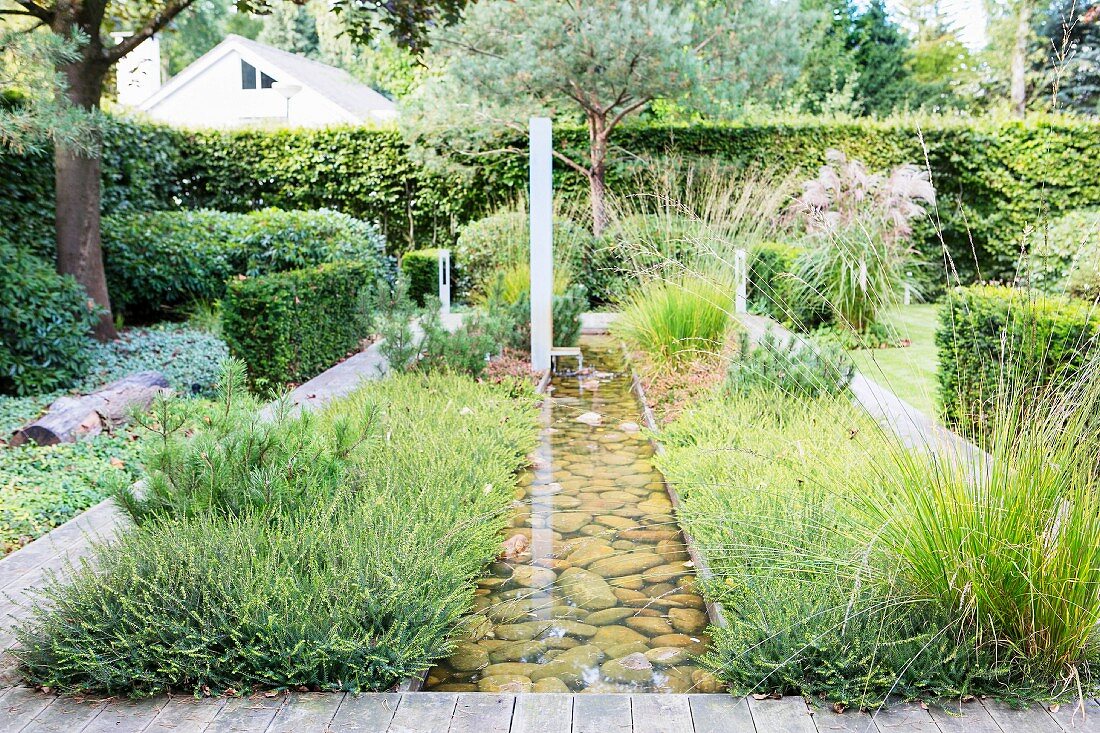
left=222, top=261, right=379, bottom=389
left=0, top=241, right=98, bottom=396
left=400, top=248, right=443, bottom=305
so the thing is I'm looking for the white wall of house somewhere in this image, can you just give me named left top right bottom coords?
left=143, top=50, right=356, bottom=128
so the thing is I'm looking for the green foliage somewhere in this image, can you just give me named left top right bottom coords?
left=0, top=431, right=143, bottom=554
left=656, top=389, right=1022, bottom=708
left=856, top=364, right=1100, bottom=682
left=17, top=367, right=539, bottom=696
left=102, top=208, right=387, bottom=319
left=0, top=241, right=97, bottom=396
left=400, top=248, right=443, bottom=306
left=614, top=275, right=734, bottom=367
left=453, top=210, right=590, bottom=300
left=222, top=261, right=378, bottom=389
left=79, top=325, right=229, bottom=398
left=726, top=331, right=853, bottom=399
left=1022, top=208, right=1100, bottom=300
left=7, top=116, right=1100, bottom=283
left=937, top=285, right=1100, bottom=434
left=747, top=241, right=805, bottom=322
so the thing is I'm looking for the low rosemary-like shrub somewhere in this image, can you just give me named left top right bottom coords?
left=16, top=365, right=539, bottom=697
left=726, top=330, right=853, bottom=399
left=655, top=389, right=1036, bottom=709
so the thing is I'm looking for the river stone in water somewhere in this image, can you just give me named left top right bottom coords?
left=588, top=552, right=663, bottom=578
left=449, top=642, right=490, bottom=671
left=601, top=652, right=654, bottom=685
left=478, top=674, right=532, bottom=693
left=585, top=608, right=635, bottom=626
left=645, top=646, right=693, bottom=667
left=529, top=644, right=605, bottom=686
left=669, top=607, right=708, bottom=634
left=557, top=567, right=618, bottom=610
left=625, top=617, right=674, bottom=636
left=533, top=677, right=571, bottom=692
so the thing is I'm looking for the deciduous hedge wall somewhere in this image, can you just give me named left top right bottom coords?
left=5, top=116, right=1100, bottom=280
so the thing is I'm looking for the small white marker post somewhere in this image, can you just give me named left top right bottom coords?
left=530, top=117, right=553, bottom=373
left=734, top=248, right=748, bottom=314
left=438, top=249, right=451, bottom=316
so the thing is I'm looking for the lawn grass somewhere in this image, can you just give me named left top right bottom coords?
left=848, top=303, right=940, bottom=416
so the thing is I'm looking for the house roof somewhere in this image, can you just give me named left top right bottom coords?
left=139, top=34, right=396, bottom=121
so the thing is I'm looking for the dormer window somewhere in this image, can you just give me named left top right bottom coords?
left=241, top=60, right=256, bottom=89
left=241, top=60, right=278, bottom=90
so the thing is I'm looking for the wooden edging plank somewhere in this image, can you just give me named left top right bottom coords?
left=928, top=700, right=1004, bottom=733
left=571, top=694, right=631, bottom=733
left=747, top=696, right=816, bottom=733
left=688, top=695, right=755, bottom=733
left=630, top=694, right=693, bottom=733
left=329, top=692, right=402, bottom=732
left=512, top=693, right=571, bottom=733
left=142, top=695, right=227, bottom=733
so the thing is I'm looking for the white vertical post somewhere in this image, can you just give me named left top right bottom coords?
left=734, top=248, right=748, bottom=314
left=438, top=249, right=451, bottom=316
left=530, top=117, right=553, bottom=372
left=904, top=271, right=912, bottom=305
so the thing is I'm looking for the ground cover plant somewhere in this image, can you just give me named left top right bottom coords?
left=15, top=363, right=540, bottom=696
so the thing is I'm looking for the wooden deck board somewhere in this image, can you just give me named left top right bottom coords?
left=630, top=694, right=693, bottom=733
left=688, top=695, right=755, bottom=733
left=17, top=695, right=105, bottom=733
left=266, top=691, right=344, bottom=733
left=511, top=694, right=571, bottom=733
left=982, top=699, right=1060, bottom=733
left=928, top=701, right=1003, bottom=733
left=82, top=697, right=167, bottom=733
left=388, top=693, right=458, bottom=733
left=748, top=697, right=816, bottom=733
left=204, top=695, right=283, bottom=733
left=448, top=693, right=514, bottom=733
left=571, top=694, right=632, bottom=733
left=0, top=686, right=57, bottom=733
left=328, top=692, right=401, bottom=732
left=812, top=708, right=877, bottom=733
left=142, top=696, right=227, bottom=733
left=1048, top=699, right=1100, bottom=733
left=870, top=701, right=938, bottom=733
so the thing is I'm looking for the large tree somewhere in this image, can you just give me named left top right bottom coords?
left=1041, top=1, right=1100, bottom=114
left=0, top=0, right=465, bottom=340
left=851, top=0, right=914, bottom=115
left=405, top=0, right=804, bottom=235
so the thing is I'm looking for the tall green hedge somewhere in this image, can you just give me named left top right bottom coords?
left=936, top=285, right=1100, bottom=434
left=102, top=208, right=387, bottom=319
left=222, top=261, right=377, bottom=388
left=6, top=115, right=1100, bottom=281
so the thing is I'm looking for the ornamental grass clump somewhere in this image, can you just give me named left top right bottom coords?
left=855, top=354, right=1100, bottom=685
left=16, top=364, right=539, bottom=697
left=790, top=149, right=931, bottom=332
left=613, top=275, right=734, bottom=368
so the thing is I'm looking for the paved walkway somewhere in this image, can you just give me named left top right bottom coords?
left=0, top=688, right=1094, bottom=732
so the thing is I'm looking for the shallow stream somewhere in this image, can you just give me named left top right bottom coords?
left=424, top=337, right=719, bottom=694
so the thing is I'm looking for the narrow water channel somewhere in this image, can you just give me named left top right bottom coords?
left=424, top=336, right=719, bottom=694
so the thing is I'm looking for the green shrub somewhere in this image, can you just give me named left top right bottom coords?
left=102, top=208, right=387, bottom=318
left=0, top=241, right=97, bottom=396
left=746, top=241, right=806, bottom=322
left=1022, top=209, right=1100, bottom=301
left=656, top=389, right=1033, bottom=708
left=17, top=368, right=539, bottom=696
left=936, top=285, right=1100, bottom=434
left=222, top=261, right=378, bottom=388
left=400, top=248, right=444, bottom=306
left=614, top=275, right=734, bottom=367
left=453, top=210, right=590, bottom=299
left=727, top=331, right=853, bottom=399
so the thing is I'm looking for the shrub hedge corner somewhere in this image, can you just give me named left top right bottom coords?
left=222, top=261, right=378, bottom=388
left=400, top=248, right=443, bottom=306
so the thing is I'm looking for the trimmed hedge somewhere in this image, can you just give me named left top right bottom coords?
left=0, top=241, right=97, bottom=396
left=1023, top=209, right=1100, bottom=301
left=222, top=261, right=377, bottom=388
left=936, top=285, right=1100, bottom=432
left=400, top=248, right=442, bottom=306
left=6, top=116, right=1100, bottom=281
left=102, top=208, right=387, bottom=318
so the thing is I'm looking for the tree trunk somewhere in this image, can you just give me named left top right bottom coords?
left=1010, top=1, right=1033, bottom=117
left=54, top=38, right=116, bottom=340
left=588, top=116, right=610, bottom=237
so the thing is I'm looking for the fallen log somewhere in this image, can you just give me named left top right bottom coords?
left=10, top=371, right=172, bottom=447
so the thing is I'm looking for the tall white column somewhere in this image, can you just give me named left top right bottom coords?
left=438, top=249, right=451, bottom=315
left=530, top=117, right=554, bottom=372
